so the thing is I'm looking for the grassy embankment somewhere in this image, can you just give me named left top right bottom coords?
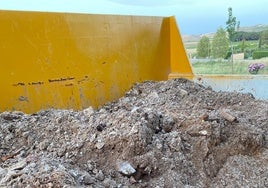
left=191, top=60, right=268, bottom=75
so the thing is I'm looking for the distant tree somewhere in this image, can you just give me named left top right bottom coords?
left=211, top=27, right=229, bottom=58
left=241, top=36, right=245, bottom=52
left=258, top=30, right=268, bottom=49
left=258, top=34, right=262, bottom=48
left=236, top=21, right=240, bottom=32
left=197, top=36, right=210, bottom=58
left=226, top=7, right=237, bottom=42
left=226, top=7, right=238, bottom=73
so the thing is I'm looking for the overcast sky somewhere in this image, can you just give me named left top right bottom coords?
left=0, top=0, right=267, bottom=34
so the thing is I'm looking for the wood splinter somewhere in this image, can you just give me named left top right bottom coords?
left=220, top=110, right=237, bottom=122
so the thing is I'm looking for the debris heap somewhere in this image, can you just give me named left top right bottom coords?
left=0, top=78, right=267, bottom=187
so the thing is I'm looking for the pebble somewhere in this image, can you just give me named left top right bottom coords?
left=199, top=130, right=208, bottom=136
left=96, top=170, right=105, bottom=181
left=83, top=175, right=95, bottom=185
left=117, top=162, right=136, bottom=176
left=87, top=161, right=95, bottom=171
left=95, top=141, right=105, bottom=149
left=179, top=89, right=188, bottom=97
left=82, top=107, right=94, bottom=117
left=103, top=178, right=117, bottom=187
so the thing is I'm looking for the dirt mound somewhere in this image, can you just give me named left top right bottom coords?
left=0, top=78, right=267, bottom=187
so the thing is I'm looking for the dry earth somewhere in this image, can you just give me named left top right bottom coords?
left=0, top=78, right=267, bottom=187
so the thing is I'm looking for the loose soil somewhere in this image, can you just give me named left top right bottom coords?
left=0, top=78, right=267, bottom=187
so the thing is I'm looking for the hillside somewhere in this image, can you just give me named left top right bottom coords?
left=182, top=24, right=268, bottom=57
left=182, top=24, right=268, bottom=43
left=239, top=24, right=268, bottom=32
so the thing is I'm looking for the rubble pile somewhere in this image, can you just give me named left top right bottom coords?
left=0, top=78, right=267, bottom=187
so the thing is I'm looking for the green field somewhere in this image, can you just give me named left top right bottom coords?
left=232, top=40, right=259, bottom=53
left=191, top=60, right=268, bottom=75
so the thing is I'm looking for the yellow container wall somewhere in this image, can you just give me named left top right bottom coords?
left=0, top=10, right=192, bottom=113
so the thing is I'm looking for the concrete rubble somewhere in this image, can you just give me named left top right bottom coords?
left=0, top=78, right=267, bottom=187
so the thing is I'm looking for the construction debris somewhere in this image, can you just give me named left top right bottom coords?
left=0, top=78, right=267, bottom=187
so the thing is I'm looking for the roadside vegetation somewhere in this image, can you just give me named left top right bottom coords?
left=192, top=59, right=268, bottom=75
left=184, top=7, right=268, bottom=75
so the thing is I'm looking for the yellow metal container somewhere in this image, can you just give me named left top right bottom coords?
left=0, top=10, right=192, bottom=113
